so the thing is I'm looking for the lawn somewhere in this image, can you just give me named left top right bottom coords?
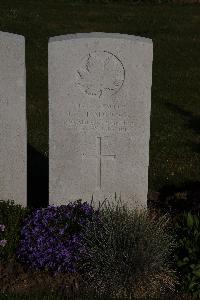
left=0, top=1, right=199, bottom=194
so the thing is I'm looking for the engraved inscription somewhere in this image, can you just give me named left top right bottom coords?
left=0, top=97, right=9, bottom=105
left=76, top=51, right=125, bottom=98
left=82, top=136, right=116, bottom=189
left=64, top=103, right=134, bottom=133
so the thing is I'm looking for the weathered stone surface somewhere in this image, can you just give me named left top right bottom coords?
left=49, top=32, right=153, bottom=210
left=0, top=32, right=26, bottom=207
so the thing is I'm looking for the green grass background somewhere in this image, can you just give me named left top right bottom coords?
left=0, top=1, right=199, bottom=191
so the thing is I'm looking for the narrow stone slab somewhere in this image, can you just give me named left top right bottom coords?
left=0, top=32, right=26, bottom=207
left=49, top=32, right=153, bottom=210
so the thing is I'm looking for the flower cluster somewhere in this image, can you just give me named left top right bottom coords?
left=0, top=224, right=7, bottom=247
left=16, top=200, right=100, bottom=275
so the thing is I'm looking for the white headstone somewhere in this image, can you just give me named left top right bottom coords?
left=49, top=32, right=153, bottom=210
left=0, top=32, right=26, bottom=207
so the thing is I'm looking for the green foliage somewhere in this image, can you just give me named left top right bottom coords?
left=175, top=212, right=200, bottom=298
left=0, top=200, right=31, bottom=262
left=76, top=197, right=177, bottom=299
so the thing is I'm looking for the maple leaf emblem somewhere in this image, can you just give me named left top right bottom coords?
left=76, top=51, right=125, bottom=98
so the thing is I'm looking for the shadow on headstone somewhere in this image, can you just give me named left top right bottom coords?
left=148, top=180, right=200, bottom=214
left=27, top=144, right=48, bottom=209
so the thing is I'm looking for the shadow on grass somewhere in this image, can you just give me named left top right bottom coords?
left=148, top=180, right=200, bottom=214
left=165, top=102, right=200, bottom=153
left=27, top=144, right=48, bottom=209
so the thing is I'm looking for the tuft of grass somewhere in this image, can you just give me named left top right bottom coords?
left=76, top=197, right=178, bottom=299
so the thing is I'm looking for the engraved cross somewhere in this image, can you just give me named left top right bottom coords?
left=82, top=136, right=116, bottom=189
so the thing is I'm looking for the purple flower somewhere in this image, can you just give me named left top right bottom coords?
left=0, top=239, right=7, bottom=247
left=59, top=228, right=65, bottom=235
left=0, top=224, right=5, bottom=231
left=16, top=200, right=100, bottom=274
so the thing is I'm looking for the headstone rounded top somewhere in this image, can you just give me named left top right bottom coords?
left=49, top=30, right=153, bottom=208
left=49, top=32, right=152, bottom=44
left=0, top=31, right=25, bottom=41
left=0, top=30, right=26, bottom=207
